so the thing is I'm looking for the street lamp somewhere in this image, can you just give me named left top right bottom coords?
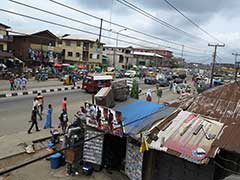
left=113, top=28, right=127, bottom=69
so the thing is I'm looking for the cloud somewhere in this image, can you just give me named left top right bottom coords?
left=1, top=0, right=239, bottom=63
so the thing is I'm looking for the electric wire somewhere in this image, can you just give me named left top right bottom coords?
left=49, top=0, right=210, bottom=53
left=163, top=0, right=224, bottom=44
left=0, top=8, right=210, bottom=57
left=116, top=0, right=208, bottom=43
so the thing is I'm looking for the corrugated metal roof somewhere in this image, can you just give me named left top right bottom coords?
left=132, top=51, right=164, bottom=58
left=148, top=110, right=224, bottom=164
left=182, top=82, right=240, bottom=153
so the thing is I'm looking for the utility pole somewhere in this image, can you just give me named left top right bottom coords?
left=181, top=45, right=184, bottom=60
left=232, top=53, right=240, bottom=81
left=113, top=28, right=127, bottom=69
left=208, top=43, right=225, bottom=87
left=98, top=19, right=103, bottom=46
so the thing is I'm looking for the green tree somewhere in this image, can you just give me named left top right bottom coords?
left=130, top=79, right=139, bottom=99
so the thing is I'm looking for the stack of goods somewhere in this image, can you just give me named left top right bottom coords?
left=112, top=79, right=129, bottom=101
left=95, top=87, right=115, bottom=108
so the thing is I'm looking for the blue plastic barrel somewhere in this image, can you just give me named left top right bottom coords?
left=50, top=153, right=61, bottom=169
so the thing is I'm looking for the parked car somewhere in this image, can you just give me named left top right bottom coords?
left=115, top=71, right=124, bottom=78
left=124, top=70, right=136, bottom=78
left=157, top=78, right=169, bottom=87
left=176, top=84, right=191, bottom=94
left=174, top=77, right=183, bottom=84
left=166, top=75, right=173, bottom=81
left=144, top=77, right=156, bottom=84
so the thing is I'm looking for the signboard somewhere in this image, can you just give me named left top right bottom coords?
left=84, top=102, right=123, bottom=137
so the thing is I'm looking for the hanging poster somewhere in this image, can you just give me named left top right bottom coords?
left=84, top=102, right=123, bottom=136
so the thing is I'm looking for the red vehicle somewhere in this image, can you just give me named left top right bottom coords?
left=82, top=75, right=113, bottom=93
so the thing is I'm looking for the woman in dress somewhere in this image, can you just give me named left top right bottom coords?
left=43, top=104, right=53, bottom=129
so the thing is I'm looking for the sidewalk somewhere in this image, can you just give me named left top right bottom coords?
left=0, top=82, right=81, bottom=98
left=0, top=129, right=51, bottom=160
left=0, top=78, right=64, bottom=91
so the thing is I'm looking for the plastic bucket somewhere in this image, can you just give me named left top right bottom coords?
left=50, top=153, right=61, bottom=169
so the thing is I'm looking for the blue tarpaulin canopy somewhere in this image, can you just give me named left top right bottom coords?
left=116, top=100, right=173, bottom=134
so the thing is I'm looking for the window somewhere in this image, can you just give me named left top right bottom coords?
left=76, top=41, right=81, bottom=47
left=66, top=40, right=71, bottom=46
left=58, top=40, right=62, bottom=45
left=76, top=52, right=80, bottom=57
left=90, top=53, right=93, bottom=59
left=119, top=55, right=124, bottom=63
left=67, top=51, right=73, bottom=57
left=103, top=48, right=105, bottom=51
left=89, top=43, right=93, bottom=48
left=97, top=54, right=100, bottom=59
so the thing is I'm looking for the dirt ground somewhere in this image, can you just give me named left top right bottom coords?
left=0, top=159, right=129, bottom=180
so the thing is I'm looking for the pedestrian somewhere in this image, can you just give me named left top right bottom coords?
left=21, top=76, right=28, bottom=90
left=146, top=89, right=152, bottom=102
left=72, top=75, right=76, bottom=87
left=108, top=110, right=114, bottom=131
left=32, top=97, right=39, bottom=110
left=96, top=107, right=102, bottom=128
left=43, top=104, right=53, bottom=129
left=9, top=76, right=15, bottom=91
left=59, top=109, right=68, bottom=133
left=15, top=76, right=22, bottom=90
left=146, top=94, right=152, bottom=102
left=36, top=93, right=44, bottom=115
left=28, top=106, right=42, bottom=134
left=62, top=97, right=67, bottom=112
left=169, top=81, right=173, bottom=91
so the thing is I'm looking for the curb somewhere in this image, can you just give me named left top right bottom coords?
left=0, top=135, right=52, bottom=161
left=0, top=86, right=81, bottom=99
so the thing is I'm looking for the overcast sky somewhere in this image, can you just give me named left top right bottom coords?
left=1, top=0, right=240, bottom=63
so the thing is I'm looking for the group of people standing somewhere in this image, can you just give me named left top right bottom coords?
left=9, top=75, right=28, bottom=91
left=28, top=93, right=69, bottom=134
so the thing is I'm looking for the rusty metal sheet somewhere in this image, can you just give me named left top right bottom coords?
left=148, top=111, right=223, bottom=164
left=183, top=82, right=240, bottom=153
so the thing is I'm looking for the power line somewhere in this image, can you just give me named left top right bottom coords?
left=8, top=0, right=173, bottom=50
left=163, top=0, right=224, bottom=44
left=49, top=0, right=209, bottom=53
left=1, top=6, right=210, bottom=57
left=0, top=9, right=153, bottom=49
left=116, top=0, right=208, bottom=43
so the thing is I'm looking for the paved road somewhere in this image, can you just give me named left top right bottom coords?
left=0, top=78, right=175, bottom=136
left=0, top=90, right=91, bottom=136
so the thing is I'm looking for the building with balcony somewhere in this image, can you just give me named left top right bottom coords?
left=58, top=34, right=104, bottom=70
left=0, top=23, right=14, bottom=60
left=103, top=46, right=133, bottom=69
left=131, top=48, right=174, bottom=67
left=10, top=30, right=62, bottom=65
left=131, top=51, right=164, bottom=67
